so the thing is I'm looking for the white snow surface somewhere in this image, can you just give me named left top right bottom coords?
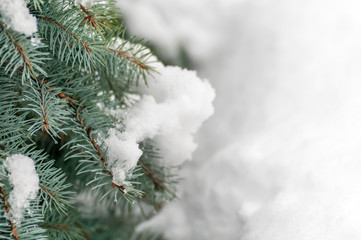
left=117, top=0, right=242, bottom=62
left=4, top=154, right=39, bottom=226
left=0, top=0, right=38, bottom=36
left=120, top=0, right=361, bottom=239
left=102, top=60, right=215, bottom=185
left=103, top=129, right=142, bottom=185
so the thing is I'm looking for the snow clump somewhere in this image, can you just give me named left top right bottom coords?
left=4, top=154, right=39, bottom=226
left=101, top=60, right=215, bottom=186
left=0, top=0, right=38, bottom=36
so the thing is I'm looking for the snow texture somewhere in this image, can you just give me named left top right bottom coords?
left=0, top=0, right=38, bottom=36
left=4, top=154, right=39, bottom=226
left=102, top=58, right=215, bottom=185
left=120, top=0, right=361, bottom=239
left=117, top=0, right=241, bottom=62
left=103, top=129, right=142, bottom=185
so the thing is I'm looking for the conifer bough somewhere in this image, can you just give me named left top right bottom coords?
left=0, top=0, right=215, bottom=239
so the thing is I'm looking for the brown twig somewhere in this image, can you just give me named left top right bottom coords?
left=37, top=13, right=152, bottom=70
left=79, top=4, right=98, bottom=29
left=73, top=109, right=106, bottom=167
left=0, top=186, right=19, bottom=240
left=74, top=109, right=126, bottom=193
left=40, top=184, right=56, bottom=198
left=39, top=87, right=49, bottom=130
left=0, top=23, right=32, bottom=71
left=75, top=223, right=91, bottom=240
left=58, top=93, right=126, bottom=193
left=108, top=48, right=148, bottom=70
left=141, top=163, right=164, bottom=190
left=40, top=224, right=70, bottom=230
left=0, top=16, right=141, bottom=200
left=37, top=16, right=92, bottom=53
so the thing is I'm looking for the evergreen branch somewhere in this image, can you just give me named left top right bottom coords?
left=78, top=0, right=123, bottom=35
left=0, top=94, right=74, bottom=222
left=136, top=141, right=179, bottom=208
left=108, top=48, right=149, bottom=70
left=73, top=108, right=126, bottom=193
left=0, top=23, right=47, bottom=82
left=22, top=80, right=71, bottom=142
left=33, top=152, right=74, bottom=216
left=36, top=13, right=103, bottom=72
left=0, top=1, right=181, bottom=238
left=39, top=87, right=49, bottom=131
left=103, top=39, right=156, bottom=90
left=37, top=15, right=93, bottom=53
left=0, top=60, right=24, bottom=72
left=40, top=184, right=56, bottom=198
left=0, top=76, right=30, bottom=150
left=73, top=109, right=106, bottom=166
left=37, top=3, right=153, bottom=79
left=57, top=91, right=142, bottom=200
left=41, top=224, right=70, bottom=229
left=0, top=142, right=74, bottom=218
left=0, top=65, right=71, bottom=143
left=0, top=165, right=46, bottom=239
left=75, top=223, right=92, bottom=240
left=79, top=4, right=98, bottom=29
left=28, top=0, right=45, bottom=10
left=0, top=67, right=68, bottom=143
left=35, top=3, right=154, bottom=87
left=42, top=211, right=86, bottom=240
left=141, top=162, right=165, bottom=190
left=37, top=14, right=150, bottom=73
left=0, top=23, right=32, bottom=71
left=0, top=145, right=72, bottom=239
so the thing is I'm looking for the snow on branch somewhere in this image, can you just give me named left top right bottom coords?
left=5, top=154, right=39, bottom=226
left=0, top=0, right=38, bottom=36
left=100, top=58, right=215, bottom=185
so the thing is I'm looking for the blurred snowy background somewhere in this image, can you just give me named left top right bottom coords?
left=118, top=0, right=361, bottom=239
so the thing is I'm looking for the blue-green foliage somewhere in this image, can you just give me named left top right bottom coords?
left=0, top=0, right=173, bottom=239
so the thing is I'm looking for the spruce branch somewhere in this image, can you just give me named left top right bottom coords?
left=76, top=223, right=92, bottom=240
left=0, top=23, right=32, bottom=70
left=141, top=162, right=165, bottom=190
left=41, top=224, right=70, bottom=229
left=73, top=107, right=135, bottom=196
left=38, top=15, right=93, bottom=52
left=0, top=77, right=30, bottom=150
left=42, top=211, right=86, bottom=240
left=108, top=48, right=149, bottom=70
left=40, top=184, right=56, bottom=198
left=36, top=13, right=103, bottom=72
left=0, top=89, right=75, bottom=237
left=0, top=175, right=47, bottom=239
left=0, top=23, right=47, bottom=82
left=79, top=4, right=99, bottom=29
left=14, top=77, right=71, bottom=142
left=35, top=154, right=73, bottom=215
left=0, top=1, right=182, bottom=238
left=28, top=0, right=45, bottom=10
left=57, top=89, right=143, bottom=202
